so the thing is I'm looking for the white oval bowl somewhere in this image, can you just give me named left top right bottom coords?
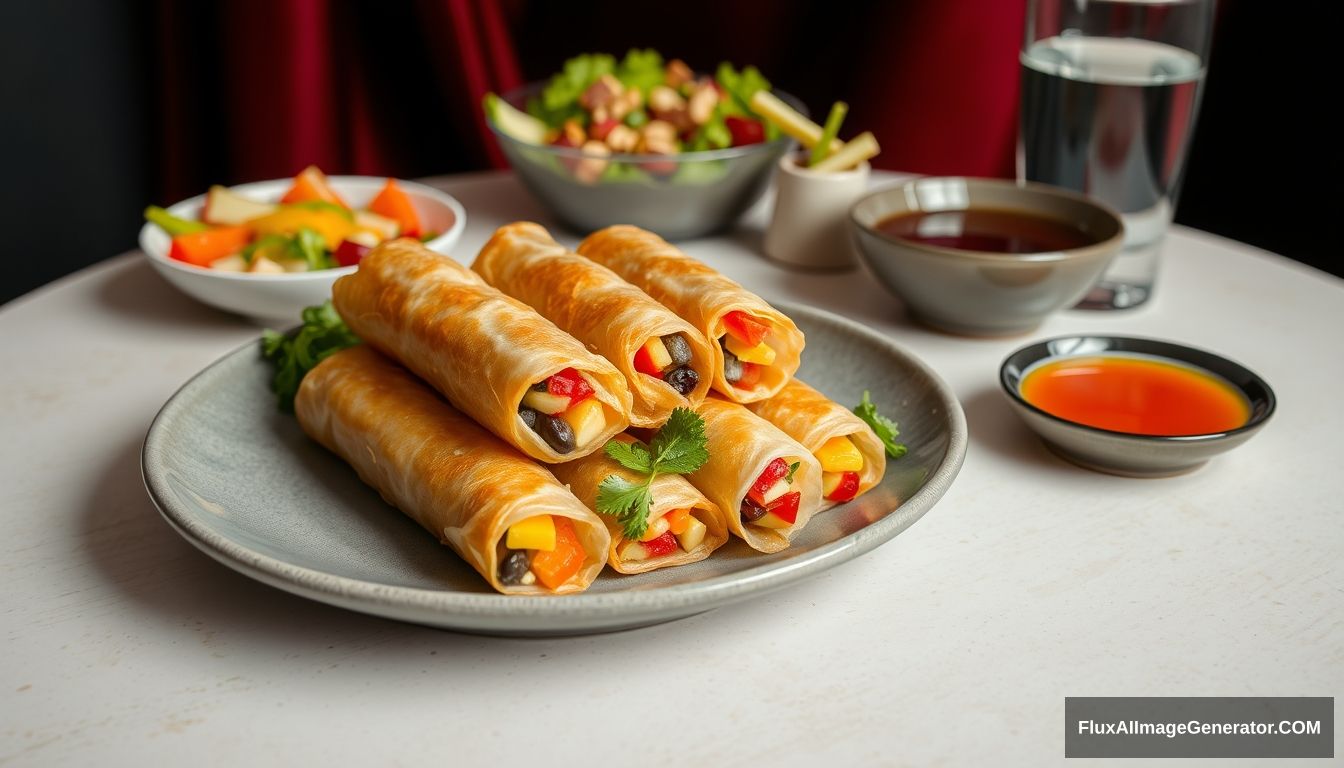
left=138, top=176, right=466, bottom=321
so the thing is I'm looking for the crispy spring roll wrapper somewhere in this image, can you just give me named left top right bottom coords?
left=577, top=225, right=804, bottom=404
left=549, top=434, right=729, bottom=574
left=473, top=222, right=714, bottom=428
left=332, top=238, right=633, bottom=463
left=686, top=397, right=823, bottom=553
left=747, top=379, right=887, bottom=509
left=295, top=346, right=609, bottom=595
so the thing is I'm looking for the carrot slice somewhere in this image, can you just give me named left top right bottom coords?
left=168, top=226, right=253, bottom=268
left=368, top=178, right=421, bottom=238
left=529, top=516, right=585, bottom=590
left=280, top=165, right=349, bottom=208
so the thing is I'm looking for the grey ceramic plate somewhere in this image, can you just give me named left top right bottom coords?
left=142, top=303, right=967, bottom=636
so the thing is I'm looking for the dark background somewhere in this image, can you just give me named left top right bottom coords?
left=0, top=1, right=1337, bottom=307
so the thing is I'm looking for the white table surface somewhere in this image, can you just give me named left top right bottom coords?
left=2, top=172, right=1340, bottom=766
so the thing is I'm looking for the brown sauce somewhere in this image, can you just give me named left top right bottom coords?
left=876, top=208, right=1095, bottom=254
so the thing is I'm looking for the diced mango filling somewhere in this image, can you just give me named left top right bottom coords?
left=562, top=397, right=607, bottom=448
left=618, top=508, right=707, bottom=561
left=723, top=335, right=776, bottom=365
left=506, top=515, right=556, bottom=551
left=816, top=435, right=863, bottom=473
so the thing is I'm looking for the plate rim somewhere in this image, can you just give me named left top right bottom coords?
left=141, top=301, right=968, bottom=632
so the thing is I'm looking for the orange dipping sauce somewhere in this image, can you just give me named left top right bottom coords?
left=1020, top=355, right=1251, bottom=436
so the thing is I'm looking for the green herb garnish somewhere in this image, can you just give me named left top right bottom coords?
left=854, top=390, right=907, bottom=459
left=240, top=233, right=291, bottom=265
left=290, top=226, right=333, bottom=271
left=144, top=205, right=208, bottom=236
left=261, top=301, right=361, bottom=412
left=596, top=407, right=709, bottom=540
left=784, top=461, right=800, bottom=483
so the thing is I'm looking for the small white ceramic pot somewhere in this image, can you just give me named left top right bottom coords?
left=764, top=154, right=870, bottom=270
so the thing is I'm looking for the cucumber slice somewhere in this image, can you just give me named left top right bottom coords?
left=484, top=93, right=548, bottom=145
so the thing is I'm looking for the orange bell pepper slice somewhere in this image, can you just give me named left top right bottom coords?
left=168, top=226, right=253, bottom=268
left=280, top=165, right=349, bottom=209
left=529, top=516, right=585, bottom=590
left=723, top=310, right=770, bottom=346
left=368, top=178, right=421, bottom=238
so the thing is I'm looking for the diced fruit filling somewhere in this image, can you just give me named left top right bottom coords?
left=740, top=457, right=802, bottom=528
left=518, top=368, right=605, bottom=454
left=498, top=515, right=586, bottom=589
left=822, top=471, right=861, bottom=503
left=632, top=334, right=700, bottom=396
left=617, top=508, right=711, bottom=562
left=719, top=312, right=774, bottom=389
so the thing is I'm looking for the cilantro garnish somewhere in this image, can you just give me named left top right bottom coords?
left=595, top=407, right=709, bottom=539
left=261, top=301, right=361, bottom=412
left=785, top=461, right=800, bottom=483
left=854, top=390, right=908, bottom=459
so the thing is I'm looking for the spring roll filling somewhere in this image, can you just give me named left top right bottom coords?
left=633, top=332, right=701, bottom=396
left=815, top=435, right=865, bottom=503
left=498, top=514, right=589, bottom=588
left=616, top=507, right=715, bottom=562
left=718, top=311, right=778, bottom=390
left=517, top=368, right=613, bottom=454
left=739, top=456, right=804, bottom=529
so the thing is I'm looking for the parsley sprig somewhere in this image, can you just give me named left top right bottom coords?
left=261, top=301, right=361, bottom=412
left=595, top=407, right=709, bottom=540
left=854, top=390, right=908, bottom=459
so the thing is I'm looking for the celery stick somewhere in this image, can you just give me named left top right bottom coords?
left=809, top=101, right=849, bottom=167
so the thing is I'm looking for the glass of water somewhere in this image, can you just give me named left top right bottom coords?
left=1018, top=0, right=1215, bottom=310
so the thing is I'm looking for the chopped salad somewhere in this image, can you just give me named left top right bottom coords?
left=144, top=166, right=434, bottom=273
left=485, top=50, right=780, bottom=182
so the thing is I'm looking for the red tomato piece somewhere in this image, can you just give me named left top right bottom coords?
left=723, top=310, right=770, bottom=346
left=547, top=367, right=595, bottom=406
left=765, top=491, right=801, bottom=525
left=633, top=345, right=662, bottom=376
left=825, top=471, right=861, bottom=503
left=734, top=362, right=762, bottom=389
left=748, top=457, right=789, bottom=504
left=334, top=239, right=372, bottom=267
left=725, top=116, right=765, bottom=146
left=641, top=531, right=679, bottom=558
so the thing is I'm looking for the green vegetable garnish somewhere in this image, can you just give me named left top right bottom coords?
left=810, top=101, right=848, bottom=167
left=144, top=205, right=208, bottom=236
left=261, top=301, right=361, bottom=412
left=615, top=48, right=665, bottom=94
left=240, top=234, right=292, bottom=265
left=291, top=227, right=333, bottom=271
left=854, top=390, right=908, bottom=459
left=287, top=200, right=353, bottom=221
left=596, top=407, right=709, bottom=540
left=785, top=461, right=801, bottom=483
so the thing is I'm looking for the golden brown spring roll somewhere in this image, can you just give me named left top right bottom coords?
left=473, top=222, right=714, bottom=428
left=686, top=397, right=822, bottom=553
left=577, top=225, right=804, bottom=404
left=295, top=346, right=609, bottom=595
left=332, top=238, right=633, bottom=463
left=747, top=379, right=887, bottom=509
left=550, top=434, right=728, bottom=574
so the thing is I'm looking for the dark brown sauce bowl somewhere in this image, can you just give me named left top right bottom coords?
left=849, top=177, right=1125, bottom=336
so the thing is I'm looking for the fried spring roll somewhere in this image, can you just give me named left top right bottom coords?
left=473, top=222, right=714, bottom=428
left=295, top=346, right=609, bottom=594
left=577, top=225, right=804, bottom=404
left=686, top=397, right=822, bottom=553
left=332, top=239, right=633, bottom=463
left=747, top=379, right=887, bottom=509
left=550, top=434, right=728, bottom=573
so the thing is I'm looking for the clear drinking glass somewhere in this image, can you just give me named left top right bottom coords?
left=1018, top=0, right=1215, bottom=309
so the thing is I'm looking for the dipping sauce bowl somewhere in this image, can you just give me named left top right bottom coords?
left=1000, top=335, right=1276, bottom=476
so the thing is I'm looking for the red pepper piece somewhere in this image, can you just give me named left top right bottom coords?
left=334, top=239, right=372, bottom=267
left=723, top=310, right=770, bottom=346
left=765, top=491, right=801, bottom=525
left=825, top=471, right=861, bottom=503
left=725, top=116, right=765, bottom=146
left=748, top=457, right=789, bottom=504
left=641, top=531, right=679, bottom=558
left=633, top=345, right=662, bottom=376
left=547, top=367, right=594, bottom=406
left=734, top=362, right=762, bottom=389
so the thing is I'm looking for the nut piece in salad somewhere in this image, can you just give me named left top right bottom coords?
left=484, top=49, right=781, bottom=184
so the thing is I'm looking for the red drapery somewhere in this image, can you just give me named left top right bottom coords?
left=153, top=0, right=1023, bottom=202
